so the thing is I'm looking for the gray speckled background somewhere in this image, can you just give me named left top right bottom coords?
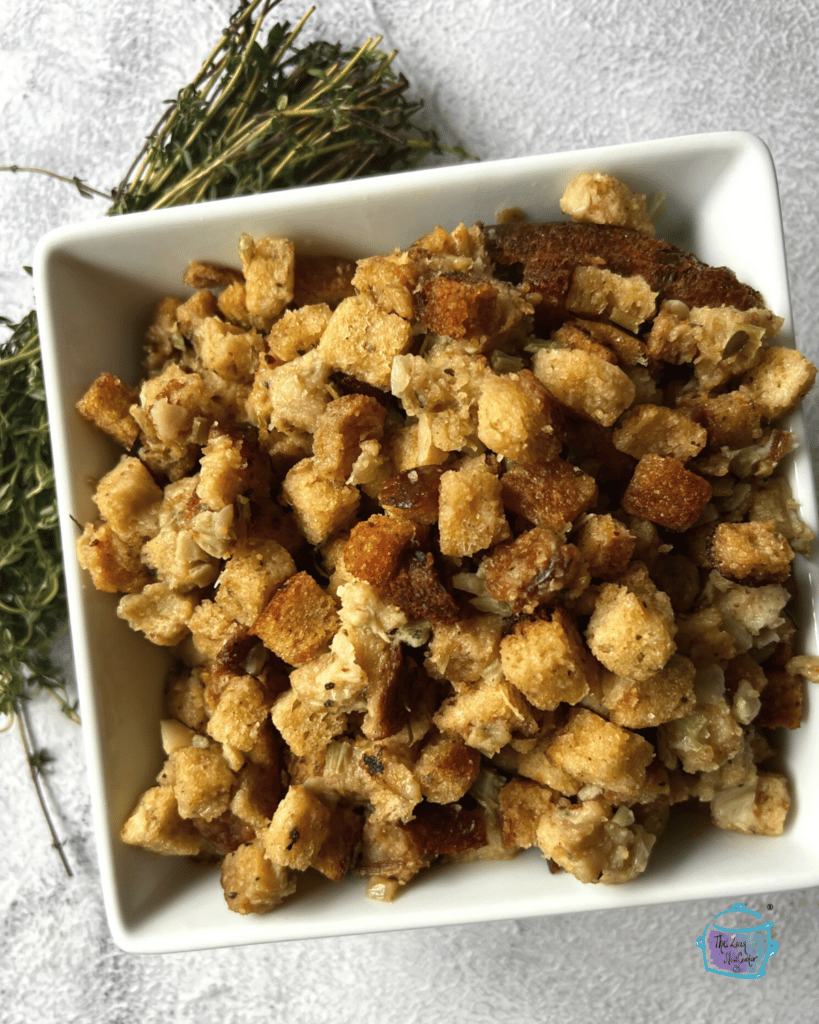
left=2, top=1, right=819, bottom=1021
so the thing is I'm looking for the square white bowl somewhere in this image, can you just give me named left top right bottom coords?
left=34, top=131, right=819, bottom=954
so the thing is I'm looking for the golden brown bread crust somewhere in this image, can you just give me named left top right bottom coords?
left=484, top=221, right=764, bottom=330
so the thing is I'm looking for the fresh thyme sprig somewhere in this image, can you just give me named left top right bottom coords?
left=1, top=0, right=463, bottom=876
left=110, top=0, right=459, bottom=214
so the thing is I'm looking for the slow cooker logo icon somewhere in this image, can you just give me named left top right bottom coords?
left=696, top=903, right=778, bottom=978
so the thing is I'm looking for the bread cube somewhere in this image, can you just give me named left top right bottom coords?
left=501, top=607, right=597, bottom=711
left=501, top=458, right=597, bottom=532
left=535, top=797, right=656, bottom=884
left=498, top=777, right=557, bottom=849
left=280, top=457, right=360, bottom=546
left=383, top=549, right=459, bottom=624
left=533, top=346, right=636, bottom=427
left=319, top=294, right=414, bottom=390
left=438, top=456, right=510, bottom=557
left=424, top=615, right=504, bottom=686
left=266, top=302, right=333, bottom=362
left=741, top=345, right=817, bottom=421
left=585, top=568, right=676, bottom=681
left=262, top=784, right=332, bottom=871
left=76, top=372, right=140, bottom=450
left=343, top=514, right=417, bottom=588
left=686, top=389, right=763, bottom=450
left=143, top=296, right=182, bottom=375
left=167, top=745, right=237, bottom=821
left=357, top=819, right=428, bottom=884
left=292, top=253, right=356, bottom=309
left=117, top=582, right=198, bottom=646
left=221, top=838, right=296, bottom=915
left=414, top=732, right=481, bottom=804
left=313, top=394, right=386, bottom=482
left=312, top=804, right=365, bottom=882
left=251, top=571, right=339, bottom=665
left=756, top=669, right=803, bottom=730
left=710, top=772, right=790, bottom=836
left=601, top=653, right=697, bottom=728
left=573, top=514, right=635, bottom=581
left=657, top=700, right=744, bottom=774
left=710, top=520, right=793, bottom=585
left=433, top=675, right=537, bottom=757
left=271, top=689, right=347, bottom=757
left=176, top=289, right=219, bottom=340
left=479, top=527, right=588, bottom=613
left=215, top=538, right=296, bottom=627
left=239, top=234, right=295, bottom=322
left=621, top=454, right=711, bottom=532
left=76, top=520, right=151, bottom=594
left=120, top=786, right=202, bottom=856
left=546, top=708, right=655, bottom=802
left=477, top=370, right=562, bottom=464
left=207, top=675, right=273, bottom=753
left=613, top=404, right=706, bottom=462
left=193, top=316, right=263, bottom=382
left=378, top=465, right=446, bottom=526
left=320, top=738, right=422, bottom=824
left=93, top=455, right=162, bottom=544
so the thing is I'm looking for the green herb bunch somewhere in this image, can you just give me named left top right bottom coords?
left=1, top=0, right=460, bottom=873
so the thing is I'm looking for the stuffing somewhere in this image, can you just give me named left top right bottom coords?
left=75, top=194, right=816, bottom=914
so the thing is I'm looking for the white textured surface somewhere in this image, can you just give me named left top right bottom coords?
left=2, top=0, right=819, bottom=1020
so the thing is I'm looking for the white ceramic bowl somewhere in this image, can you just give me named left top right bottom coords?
left=34, top=131, right=819, bottom=954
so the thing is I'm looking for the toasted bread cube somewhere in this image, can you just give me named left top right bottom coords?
left=533, top=347, right=636, bottom=427
left=741, top=345, right=817, bottom=421
left=546, top=708, right=654, bottom=802
left=292, top=253, right=356, bottom=309
left=415, top=270, right=500, bottom=340
left=239, top=234, right=295, bottom=322
left=182, top=259, right=242, bottom=290
left=230, top=760, right=285, bottom=829
left=433, top=676, right=537, bottom=757
left=266, top=302, right=333, bottom=362
left=383, top=420, right=450, bottom=473
left=321, top=738, right=422, bottom=824
left=501, top=458, right=598, bottom=532
left=710, top=772, right=790, bottom=836
left=312, top=805, right=364, bottom=882
left=165, top=665, right=208, bottom=732
left=501, top=607, right=597, bottom=711
left=140, top=522, right=220, bottom=592
left=313, top=394, right=386, bottom=482
left=378, top=465, right=446, bottom=526
left=621, top=454, right=711, bottom=532
left=319, top=295, right=414, bottom=390
left=749, top=477, right=814, bottom=557
left=560, top=171, right=654, bottom=235
left=143, top=296, right=182, bottom=375
left=214, top=538, right=296, bottom=627
left=251, top=571, right=339, bottom=665
left=756, top=669, right=803, bottom=730
left=477, top=370, right=561, bottom=464
left=687, top=389, right=763, bottom=450
left=414, top=732, right=481, bottom=804
left=438, top=456, right=511, bottom=557
left=120, top=785, right=202, bottom=856
left=207, top=675, right=272, bottom=753
left=498, top=777, right=557, bottom=849
left=710, top=520, right=793, bottom=585
left=424, top=614, right=504, bottom=686
left=166, top=745, right=237, bottom=821
left=479, top=527, right=588, bottom=613
left=357, top=818, right=429, bottom=884
left=280, top=458, right=360, bottom=546
left=176, top=289, right=219, bottom=340
left=566, top=266, right=657, bottom=329
left=262, top=784, right=332, bottom=871
left=573, top=514, right=635, bottom=581
left=76, top=372, right=140, bottom=450
left=271, top=689, right=347, bottom=757
left=535, top=796, right=656, bottom=884
left=383, top=549, right=459, bottom=624
left=193, top=316, right=263, bottom=382
left=248, top=348, right=330, bottom=440
left=221, top=838, right=296, bottom=914
left=76, top=520, right=151, bottom=593
left=343, top=514, right=417, bottom=588
left=613, top=404, right=706, bottom=462
left=585, top=569, right=676, bottom=681
left=117, top=582, right=198, bottom=646
left=601, top=653, right=697, bottom=728
left=93, top=455, right=162, bottom=544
